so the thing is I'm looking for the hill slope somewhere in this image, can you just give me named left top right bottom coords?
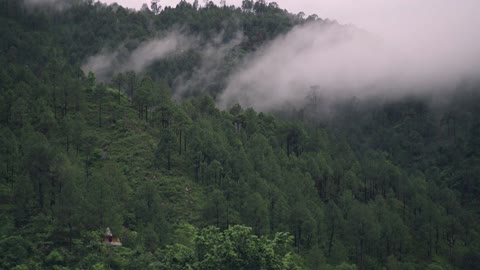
left=0, top=1, right=480, bottom=270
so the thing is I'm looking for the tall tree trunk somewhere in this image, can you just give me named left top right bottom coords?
left=68, top=222, right=73, bottom=251
left=215, top=202, right=220, bottom=227
left=184, top=135, right=187, bottom=153
left=360, top=239, right=364, bottom=270
left=118, top=83, right=121, bottom=103
left=98, top=103, right=102, bottom=127
left=38, top=182, right=44, bottom=209
left=63, top=85, right=68, bottom=117
left=167, top=152, right=171, bottom=170
left=364, top=176, right=368, bottom=201
left=328, top=226, right=335, bottom=256
left=226, top=199, right=230, bottom=227
left=53, top=89, right=57, bottom=119
left=66, top=135, right=69, bottom=153
left=179, top=130, right=182, bottom=155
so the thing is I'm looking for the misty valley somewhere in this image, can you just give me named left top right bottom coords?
left=1, top=0, right=480, bottom=270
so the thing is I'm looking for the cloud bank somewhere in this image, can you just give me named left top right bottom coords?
left=23, top=0, right=83, bottom=10
left=173, top=32, right=244, bottom=98
left=83, top=29, right=244, bottom=98
left=82, top=32, right=193, bottom=80
left=25, top=0, right=58, bottom=4
left=218, top=1, right=480, bottom=111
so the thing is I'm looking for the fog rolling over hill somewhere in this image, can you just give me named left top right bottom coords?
left=82, top=31, right=193, bottom=80
left=82, top=30, right=244, bottom=98
left=86, top=0, right=480, bottom=112
left=219, top=1, right=480, bottom=110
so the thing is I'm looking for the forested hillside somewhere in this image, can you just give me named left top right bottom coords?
left=1, top=1, right=479, bottom=270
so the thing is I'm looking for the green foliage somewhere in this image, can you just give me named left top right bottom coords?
left=328, top=263, right=357, bottom=270
left=193, top=225, right=298, bottom=270
left=45, top=249, right=64, bottom=266
left=0, top=236, right=33, bottom=269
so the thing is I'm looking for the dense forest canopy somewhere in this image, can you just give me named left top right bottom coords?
left=1, top=0, right=480, bottom=270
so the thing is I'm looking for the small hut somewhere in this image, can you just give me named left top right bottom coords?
left=103, top=227, right=122, bottom=246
